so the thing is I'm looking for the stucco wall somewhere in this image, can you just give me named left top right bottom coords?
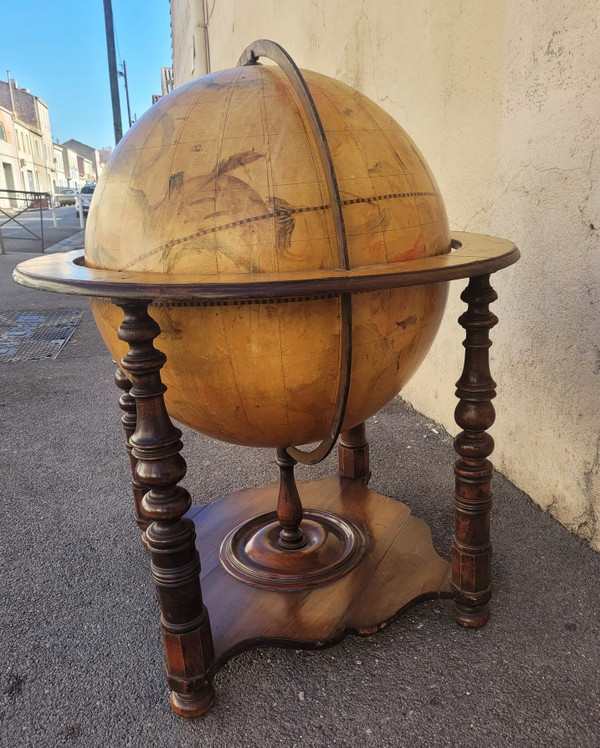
left=170, top=1, right=600, bottom=547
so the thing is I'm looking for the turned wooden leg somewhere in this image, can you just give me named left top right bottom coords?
left=116, top=300, right=215, bottom=717
left=114, top=365, right=149, bottom=543
left=338, top=422, right=371, bottom=482
left=452, top=275, right=497, bottom=628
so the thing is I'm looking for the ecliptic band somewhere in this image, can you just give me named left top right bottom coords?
left=118, top=190, right=437, bottom=271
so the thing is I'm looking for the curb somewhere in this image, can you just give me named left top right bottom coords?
left=44, top=229, right=85, bottom=254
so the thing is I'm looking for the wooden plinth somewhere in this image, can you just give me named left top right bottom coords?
left=188, top=475, right=452, bottom=674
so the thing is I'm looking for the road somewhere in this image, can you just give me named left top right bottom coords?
left=1, top=205, right=82, bottom=234
left=0, top=205, right=84, bottom=252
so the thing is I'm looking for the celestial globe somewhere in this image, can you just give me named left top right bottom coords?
left=85, top=57, right=450, bottom=450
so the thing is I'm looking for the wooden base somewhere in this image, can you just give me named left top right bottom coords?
left=187, top=475, right=452, bottom=676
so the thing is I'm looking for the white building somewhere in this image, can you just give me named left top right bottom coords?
left=52, top=143, right=68, bottom=189
left=0, top=77, right=56, bottom=196
left=0, top=103, right=25, bottom=208
left=61, top=139, right=104, bottom=186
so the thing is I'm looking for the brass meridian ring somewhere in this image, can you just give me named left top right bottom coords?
left=238, top=39, right=352, bottom=466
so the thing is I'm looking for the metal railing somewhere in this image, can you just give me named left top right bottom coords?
left=0, top=188, right=58, bottom=253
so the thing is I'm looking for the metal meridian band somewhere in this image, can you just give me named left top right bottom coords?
left=237, top=39, right=352, bottom=466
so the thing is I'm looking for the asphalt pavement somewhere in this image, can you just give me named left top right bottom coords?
left=0, top=206, right=83, bottom=254
left=1, top=239, right=599, bottom=747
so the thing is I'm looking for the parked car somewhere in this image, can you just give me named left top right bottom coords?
left=75, top=183, right=96, bottom=218
left=53, top=188, right=78, bottom=207
left=28, top=195, right=50, bottom=209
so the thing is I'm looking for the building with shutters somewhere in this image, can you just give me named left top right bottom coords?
left=0, top=102, right=24, bottom=209
left=0, top=77, right=56, bottom=195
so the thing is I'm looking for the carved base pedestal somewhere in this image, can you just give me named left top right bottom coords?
left=188, top=476, right=452, bottom=672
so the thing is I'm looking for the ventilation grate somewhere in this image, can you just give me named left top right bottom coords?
left=0, top=309, right=83, bottom=362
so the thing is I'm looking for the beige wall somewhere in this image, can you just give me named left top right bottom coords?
left=170, top=1, right=600, bottom=548
left=171, top=0, right=209, bottom=85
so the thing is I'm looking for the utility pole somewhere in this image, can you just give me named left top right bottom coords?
left=119, top=61, right=133, bottom=128
left=103, top=0, right=123, bottom=144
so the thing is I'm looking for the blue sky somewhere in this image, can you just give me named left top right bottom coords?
left=1, top=0, right=172, bottom=149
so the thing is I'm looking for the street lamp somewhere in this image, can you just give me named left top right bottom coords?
left=118, top=62, right=133, bottom=129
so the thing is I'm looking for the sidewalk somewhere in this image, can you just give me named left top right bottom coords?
left=43, top=228, right=85, bottom=253
left=1, top=247, right=599, bottom=747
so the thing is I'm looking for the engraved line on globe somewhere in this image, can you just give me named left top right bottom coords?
left=116, top=191, right=437, bottom=271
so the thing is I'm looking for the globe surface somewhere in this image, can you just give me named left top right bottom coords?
left=86, top=62, right=450, bottom=448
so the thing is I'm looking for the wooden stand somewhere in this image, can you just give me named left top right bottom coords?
left=13, top=231, right=518, bottom=718
left=112, top=274, right=499, bottom=717
left=191, top=476, right=452, bottom=663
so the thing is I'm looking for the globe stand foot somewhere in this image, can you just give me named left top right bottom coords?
left=453, top=602, right=489, bottom=629
left=278, top=530, right=308, bottom=550
left=169, top=684, right=215, bottom=718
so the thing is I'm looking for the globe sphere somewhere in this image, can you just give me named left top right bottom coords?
left=86, top=63, right=450, bottom=448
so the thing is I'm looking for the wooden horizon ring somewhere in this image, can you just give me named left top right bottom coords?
left=12, top=234, right=518, bottom=298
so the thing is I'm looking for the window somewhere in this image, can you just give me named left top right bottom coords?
left=0, top=123, right=6, bottom=141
